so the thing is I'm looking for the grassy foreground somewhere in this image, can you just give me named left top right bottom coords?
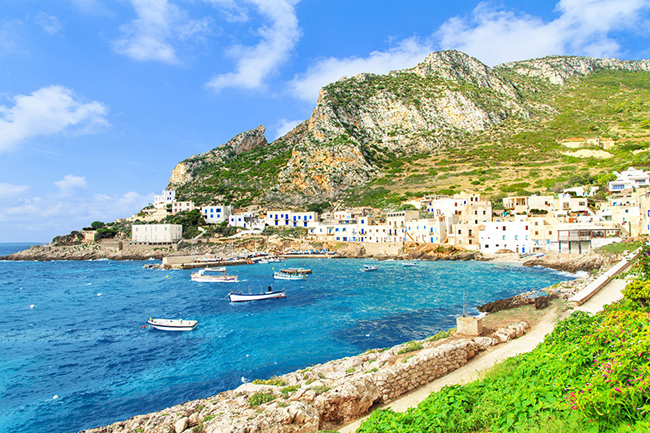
left=356, top=253, right=650, bottom=432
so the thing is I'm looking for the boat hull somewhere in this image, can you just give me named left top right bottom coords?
left=273, top=272, right=306, bottom=280
left=147, top=319, right=197, bottom=331
left=228, top=291, right=286, bottom=302
left=190, top=275, right=238, bottom=283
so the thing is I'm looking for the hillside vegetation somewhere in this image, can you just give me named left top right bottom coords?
left=169, top=52, right=650, bottom=209
left=356, top=247, right=650, bottom=433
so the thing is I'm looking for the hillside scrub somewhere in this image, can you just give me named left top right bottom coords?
left=357, top=251, right=650, bottom=432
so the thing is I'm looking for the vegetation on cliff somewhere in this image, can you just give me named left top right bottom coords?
left=166, top=51, right=650, bottom=209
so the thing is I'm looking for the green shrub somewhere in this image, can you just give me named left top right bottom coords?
left=397, top=340, right=423, bottom=355
left=251, top=376, right=286, bottom=386
left=310, top=385, right=330, bottom=396
left=279, top=384, right=301, bottom=398
left=247, top=391, right=276, bottom=407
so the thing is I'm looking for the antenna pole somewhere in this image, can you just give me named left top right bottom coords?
left=463, top=286, right=466, bottom=317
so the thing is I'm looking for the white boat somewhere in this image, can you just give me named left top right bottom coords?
left=273, top=271, right=306, bottom=280
left=403, top=261, right=418, bottom=267
left=228, top=287, right=286, bottom=302
left=360, top=264, right=378, bottom=272
left=147, top=318, right=197, bottom=331
left=191, top=267, right=238, bottom=283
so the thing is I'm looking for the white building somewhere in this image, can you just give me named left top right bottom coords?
left=555, top=224, right=621, bottom=254
left=132, top=224, right=182, bottom=243
left=290, top=212, right=319, bottom=228
left=201, top=205, right=233, bottom=224
left=608, top=167, right=650, bottom=192
left=153, top=190, right=175, bottom=209
left=171, top=201, right=195, bottom=214
left=266, top=211, right=318, bottom=228
left=405, top=217, right=450, bottom=244
left=479, top=221, right=532, bottom=254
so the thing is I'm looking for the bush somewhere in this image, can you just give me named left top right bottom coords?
left=252, top=376, right=286, bottom=386
left=397, top=341, right=423, bottom=355
left=247, top=391, right=276, bottom=407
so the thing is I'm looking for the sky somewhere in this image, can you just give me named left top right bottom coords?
left=1, top=0, right=650, bottom=243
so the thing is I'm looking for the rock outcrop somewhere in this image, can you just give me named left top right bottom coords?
left=522, top=249, right=618, bottom=273
left=168, top=125, right=268, bottom=188
left=497, top=55, right=650, bottom=85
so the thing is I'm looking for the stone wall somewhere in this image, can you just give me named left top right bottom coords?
left=83, top=322, right=529, bottom=433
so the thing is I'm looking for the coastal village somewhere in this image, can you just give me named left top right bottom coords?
left=117, top=166, right=649, bottom=260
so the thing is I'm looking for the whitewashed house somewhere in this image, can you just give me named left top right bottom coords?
left=608, top=167, right=650, bottom=192
left=132, top=224, right=182, bottom=243
left=479, top=221, right=531, bottom=254
left=171, top=201, right=195, bottom=214
left=153, top=190, right=175, bottom=209
left=200, top=205, right=233, bottom=224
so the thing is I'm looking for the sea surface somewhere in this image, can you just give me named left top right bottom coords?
left=0, top=243, right=575, bottom=433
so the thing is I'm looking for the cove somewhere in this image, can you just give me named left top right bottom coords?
left=0, top=255, right=573, bottom=433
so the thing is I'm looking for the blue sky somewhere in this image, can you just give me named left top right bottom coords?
left=1, top=0, right=650, bottom=243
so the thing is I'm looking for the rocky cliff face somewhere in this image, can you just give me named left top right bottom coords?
left=276, top=50, right=530, bottom=199
left=168, top=125, right=268, bottom=188
left=496, top=55, right=650, bottom=85
left=166, top=51, right=650, bottom=205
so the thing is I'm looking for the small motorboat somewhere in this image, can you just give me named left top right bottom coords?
left=273, top=270, right=307, bottom=280
left=360, top=264, right=378, bottom=272
left=191, top=267, right=238, bottom=283
left=403, top=261, right=418, bottom=267
left=147, top=318, right=197, bottom=331
left=279, top=268, right=312, bottom=274
left=228, top=286, right=286, bottom=302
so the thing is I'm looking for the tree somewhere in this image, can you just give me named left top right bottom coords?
left=91, top=221, right=105, bottom=230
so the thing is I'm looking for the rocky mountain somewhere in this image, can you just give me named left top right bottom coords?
left=169, top=50, right=650, bottom=208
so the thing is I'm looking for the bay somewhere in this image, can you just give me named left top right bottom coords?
left=0, top=246, right=574, bottom=433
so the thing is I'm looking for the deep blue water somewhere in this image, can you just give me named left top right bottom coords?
left=0, top=243, right=574, bottom=433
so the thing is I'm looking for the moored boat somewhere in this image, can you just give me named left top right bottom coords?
left=360, top=264, right=378, bottom=272
left=147, top=318, right=197, bottom=331
left=191, top=267, right=238, bottom=283
left=403, top=261, right=418, bottom=267
left=228, top=287, right=286, bottom=302
left=279, top=268, right=312, bottom=274
left=273, top=270, right=307, bottom=280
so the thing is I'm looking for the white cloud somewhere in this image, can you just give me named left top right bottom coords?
left=35, top=13, right=63, bottom=35
left=437, top=0, right=650, bottom=65
left=205, top=0, right=302, bottom=92
left=113, top=0, right=213, bottom=64
left=289, top=37, right=433, bottom=103
left=0, top=85, right=109, bottom=152
left=55, top=174, right=87, bottom=192
left=274, top=118, right=302, bottom=140
left=0, top=183, right=29, bottom=199
left=113, top=0, right=181, bottom=63
left=0, top=189, right=155, bottom=241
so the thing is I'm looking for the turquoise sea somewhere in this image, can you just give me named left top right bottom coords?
left=0, top=243, right=574, bottom=433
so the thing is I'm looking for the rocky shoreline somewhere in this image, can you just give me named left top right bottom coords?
left=83, top=322, right=531, bottom=433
